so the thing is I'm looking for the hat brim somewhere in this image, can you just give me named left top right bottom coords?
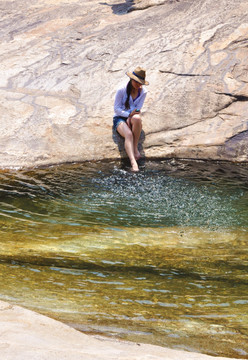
left=126, top=72, right=149, bottom=85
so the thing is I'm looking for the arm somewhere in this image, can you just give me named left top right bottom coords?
left=114, top=87, right=130, bottom=118
left=134, top=90, right=147, bottom=112
left=126, top=91, right=147, bottom=128
left=128, top=89, right=147, bottom=119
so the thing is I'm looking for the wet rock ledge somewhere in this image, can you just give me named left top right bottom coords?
left=0, top=300, right=240, bottom=360
left=0, top=0, right=248, bottom=168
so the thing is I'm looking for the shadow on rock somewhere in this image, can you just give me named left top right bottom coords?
left=112, top=126, right=146, bottom=169
left=99, top=1, right=133, bottom=15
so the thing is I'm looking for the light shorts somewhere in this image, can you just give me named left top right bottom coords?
left=113, top=116, right=127, bottom=131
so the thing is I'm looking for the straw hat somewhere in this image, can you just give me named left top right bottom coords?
left=126, top=66, right=149, bottom=85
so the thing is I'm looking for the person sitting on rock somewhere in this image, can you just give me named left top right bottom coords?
left=113, top=66, right=149, bottom=172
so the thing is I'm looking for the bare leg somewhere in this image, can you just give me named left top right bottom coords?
left=130, top=114, right=142, bottom=160
left=117, top=121, right=139, bottom=171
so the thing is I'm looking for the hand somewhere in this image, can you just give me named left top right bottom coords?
left=130, top=109, right=140, bottom=117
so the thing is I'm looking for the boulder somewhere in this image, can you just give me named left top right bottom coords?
left=0, top=0, right=248, bottom=168
left=0, top=300, right=241, bottom=360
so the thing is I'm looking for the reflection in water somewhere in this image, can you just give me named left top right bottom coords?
left=0, top=160, right=247, bottom=358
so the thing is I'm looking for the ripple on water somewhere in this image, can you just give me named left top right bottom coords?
left=0, top=160, right=247, bottom=229
left=0, top=160, right=247, bottom=358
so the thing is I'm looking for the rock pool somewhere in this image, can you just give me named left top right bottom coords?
left=0, top=160, right=247, bottom=358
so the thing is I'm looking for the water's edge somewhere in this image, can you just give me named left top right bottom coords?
left=0, top=159, right=247, bottom=358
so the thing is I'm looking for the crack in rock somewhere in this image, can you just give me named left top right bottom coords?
left=128, top=0, right=178, bottom=12
left=216, top=92, right=248, bottom=102
left=159, top=70, right=210, bottom=77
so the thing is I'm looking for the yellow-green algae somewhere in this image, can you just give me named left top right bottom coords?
left=0, top=224, right=247, bottom=279
left=0, top=224, right=247, bottom=358
left=0, top=161, right=247, bottom=358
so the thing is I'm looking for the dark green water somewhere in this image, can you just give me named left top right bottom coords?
left=0, top=160, right=247, bottom=358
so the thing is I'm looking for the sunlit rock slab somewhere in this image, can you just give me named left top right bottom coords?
left=0, top=300, right=241, bottom=360
left=0, top=0, right=248, bottom=168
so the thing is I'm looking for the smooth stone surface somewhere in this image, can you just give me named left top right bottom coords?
left=0, top=0, right=248, bottom=168
left=0, top=300, right=241, bottom=360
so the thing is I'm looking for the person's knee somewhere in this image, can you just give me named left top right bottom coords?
left=131, top=114, right=142, bottom=126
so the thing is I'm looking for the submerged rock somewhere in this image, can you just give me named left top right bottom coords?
left=0, top=0, right=248, bottom=168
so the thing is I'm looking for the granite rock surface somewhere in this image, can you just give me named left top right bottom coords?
left=0, top=300, right=241, bottom=360
left=1, top=0, right=248, bottom=168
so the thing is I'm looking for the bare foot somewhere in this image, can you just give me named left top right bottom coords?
left=134, top=151, right=141, bottom=161
left=131, top=160, right=139, bottom=172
